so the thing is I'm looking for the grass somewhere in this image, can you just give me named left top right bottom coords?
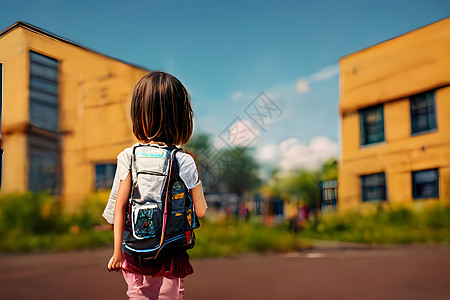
left=300, top=203, right=450, bottom=245
left=0, top=192, right=113, bottom=252
left=0, top=193, right=449, bottom=255
left=188, top=219, right=306, bottom=259
left=0, top=230, right=113, bottom=252
left=0, top=192, right=308, bottom=255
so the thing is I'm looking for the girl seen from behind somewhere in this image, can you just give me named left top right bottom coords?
left=103, top=71, right=207, bottom=300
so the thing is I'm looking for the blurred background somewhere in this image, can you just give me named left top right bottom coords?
left=0, top=1, right=449, bottom=299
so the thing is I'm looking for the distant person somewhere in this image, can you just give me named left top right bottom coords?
left=103, top=72, right=207, bottom=299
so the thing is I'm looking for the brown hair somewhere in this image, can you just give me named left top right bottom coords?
left=130, top=71, right=193, bottom=145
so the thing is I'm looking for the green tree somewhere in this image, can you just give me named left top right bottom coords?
left=321, top=158, right=338, bottom=181
left=277, top=170, right=320, bottom=208
left=185, top=133, right=217, bottom=191
left=184, top=133, right=212, bottom=156
left=216, top=147, right=261, bottom=197
left=266, top=157, right=338, bottom=209
left=186, top=135, right=261, bottom=195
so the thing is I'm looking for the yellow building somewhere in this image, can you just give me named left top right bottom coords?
left=338, top=17, right=450, bottom=210
left=0, top=21, right=149, bottom=208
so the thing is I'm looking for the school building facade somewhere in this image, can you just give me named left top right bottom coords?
left=0, top=21, right=149, bottom=208
left=338, top=17, right=450, bottom=210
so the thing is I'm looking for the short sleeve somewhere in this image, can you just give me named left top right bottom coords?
left=102, top=149, right=132, bottom=224
left=116, top=151, right=132, bottom=181
left=176, top=152, right=201, bottom=190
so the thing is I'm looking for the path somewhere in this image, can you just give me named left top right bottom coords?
left=0, top=244, right=449, bottom=299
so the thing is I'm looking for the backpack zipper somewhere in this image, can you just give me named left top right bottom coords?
left=137, top=171, right=165, bottom=176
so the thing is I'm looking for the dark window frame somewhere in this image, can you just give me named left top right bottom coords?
left=95, top=163, right=117, bottom=190
left=28, top=50, right=61, bottom=195
left=360, top=105, right=385, bottom=146
left=412, top=168, right=439, bottom=199
left=320, top=180, right=338, bottom=207
left=361, top=172, right=387, bottom=202
left=410, top=90, right=437, bottom=135
left=29, top=51, right=59, bottom=133
left=27, top=133, right=62, bottom=195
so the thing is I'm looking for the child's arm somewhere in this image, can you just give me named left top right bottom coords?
left=107, top=172, right=131, bottom=271
left=190, top=181, right=207, bottom=218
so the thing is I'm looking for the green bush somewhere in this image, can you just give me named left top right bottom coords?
left=188, top=219, right=307, bottom=259
left=0, top=193, right=68, bottom=235
left=422, top=205, right=450, bottom=229
left=72, top=195, right=111, bottom=230
left=2, top=192, right=449, bottom=254
left=0, top=193, right=308, bottom=256
left=301, top=204, right=450, bottom=244
left=385, top=206, right=417, bottom=225
left=0, top=193, right=112, bottom=252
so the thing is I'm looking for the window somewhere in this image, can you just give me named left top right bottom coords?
left=361, top=172, right=386, bottom=202
left=95, top=163, right=117, bottom=190
left=360, top=105, right=384, bottom=146
left=29, top=51, right=58, bottom=132
left=321, top=180, right=338, bottom=207
left=410, top=90, right=437, bottom=135
left=412, top=169, right=439, bottom=199
left=28, top=51, right=61, bottom=195
left=28, top=147, right=59, bottom=193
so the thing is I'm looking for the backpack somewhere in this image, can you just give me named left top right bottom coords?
left=122, top=144, right=200, bottom=263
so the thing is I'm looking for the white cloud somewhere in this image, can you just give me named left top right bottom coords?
left=296, top=78, right=310, bottom=94
left=227, top=119, right=260, bottom=147
left=310, top=64, right=339, bottom=81
left=232, top=90, right=244, bottom=101
left=257, top=136, right=338, bottom=172
left=280, top=138, right=300, bottom=152
left=257, top=143, right=281, bottom=164
left=295, top=63, right=339, bottom=94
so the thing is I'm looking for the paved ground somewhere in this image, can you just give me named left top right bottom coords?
left=0, top=244, right=449, bottom=300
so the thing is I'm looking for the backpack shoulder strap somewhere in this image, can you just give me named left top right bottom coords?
left=130, top=144, right=139, bottom=182
left=129, top=144, right=140, bottom=203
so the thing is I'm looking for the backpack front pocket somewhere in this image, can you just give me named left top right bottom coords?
left=165, top=181, right=186, bottom=236
left=131, top=202, right=162, bottom=240
left=134, top=146, right=171, bottom=202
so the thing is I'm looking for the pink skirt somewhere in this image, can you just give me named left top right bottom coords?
left=122, top=269, right=184, bottom=300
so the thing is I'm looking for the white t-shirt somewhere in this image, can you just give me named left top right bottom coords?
left=102, top=143, right=200, bottom=224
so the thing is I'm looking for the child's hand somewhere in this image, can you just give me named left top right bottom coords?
left=107, top=253, right=124, bottom=272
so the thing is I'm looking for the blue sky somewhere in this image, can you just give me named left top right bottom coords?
left=1, top=0, right=449, bottom=170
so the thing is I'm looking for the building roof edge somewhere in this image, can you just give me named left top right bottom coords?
left=0, top=21, right=151, bottom=72
left=339, top=16, right=450, bottom=62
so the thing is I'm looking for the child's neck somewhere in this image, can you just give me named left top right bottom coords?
left=140, top=140, right=167, bottom=146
